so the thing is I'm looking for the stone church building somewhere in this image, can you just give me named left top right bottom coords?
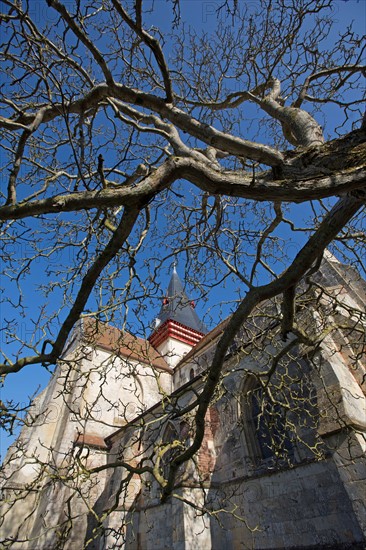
left=1, top=252, right=366, bottom=549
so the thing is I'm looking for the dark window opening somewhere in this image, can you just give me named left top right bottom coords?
left=244, top=383, right=294, bottom=465
left=161, top=423, right=181, bottom=480
left=251, top=388, right=293, bottom=460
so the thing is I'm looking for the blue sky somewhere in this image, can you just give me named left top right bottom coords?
left=1, top=0, right=365, bottom=458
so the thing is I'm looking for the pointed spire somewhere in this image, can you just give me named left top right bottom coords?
left=149, top=266, right=206, bottom=353
left=156, top=266, right=206, bottom=334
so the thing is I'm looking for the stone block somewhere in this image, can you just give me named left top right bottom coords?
left=342, top=462, right=366, bottom=481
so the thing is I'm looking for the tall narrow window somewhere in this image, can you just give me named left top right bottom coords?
left=243, top=379, right=294, bottom=465
left=161, top=423, right=181, bottom=480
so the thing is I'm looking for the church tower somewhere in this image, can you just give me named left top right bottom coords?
left=149, top=265, right=206, bottom=368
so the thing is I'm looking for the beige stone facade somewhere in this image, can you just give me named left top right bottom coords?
left=1, top=254, right=365, bottom=549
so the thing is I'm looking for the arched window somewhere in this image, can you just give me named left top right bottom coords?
left=147, top=422, right=181, bottom=503
left=160, top=422, right=181, bottom=479
left=242, top=377, right=294, bottom=465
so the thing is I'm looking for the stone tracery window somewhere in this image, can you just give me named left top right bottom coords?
left=160, top=422, right=181, bottom=479
left=242, top=377, right=294, bottom=466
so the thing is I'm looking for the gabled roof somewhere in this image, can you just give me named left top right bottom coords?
left=80, top=318, right=172, bottom=373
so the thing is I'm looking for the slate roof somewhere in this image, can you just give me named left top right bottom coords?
left=155, top=267, right=207, bottom=334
